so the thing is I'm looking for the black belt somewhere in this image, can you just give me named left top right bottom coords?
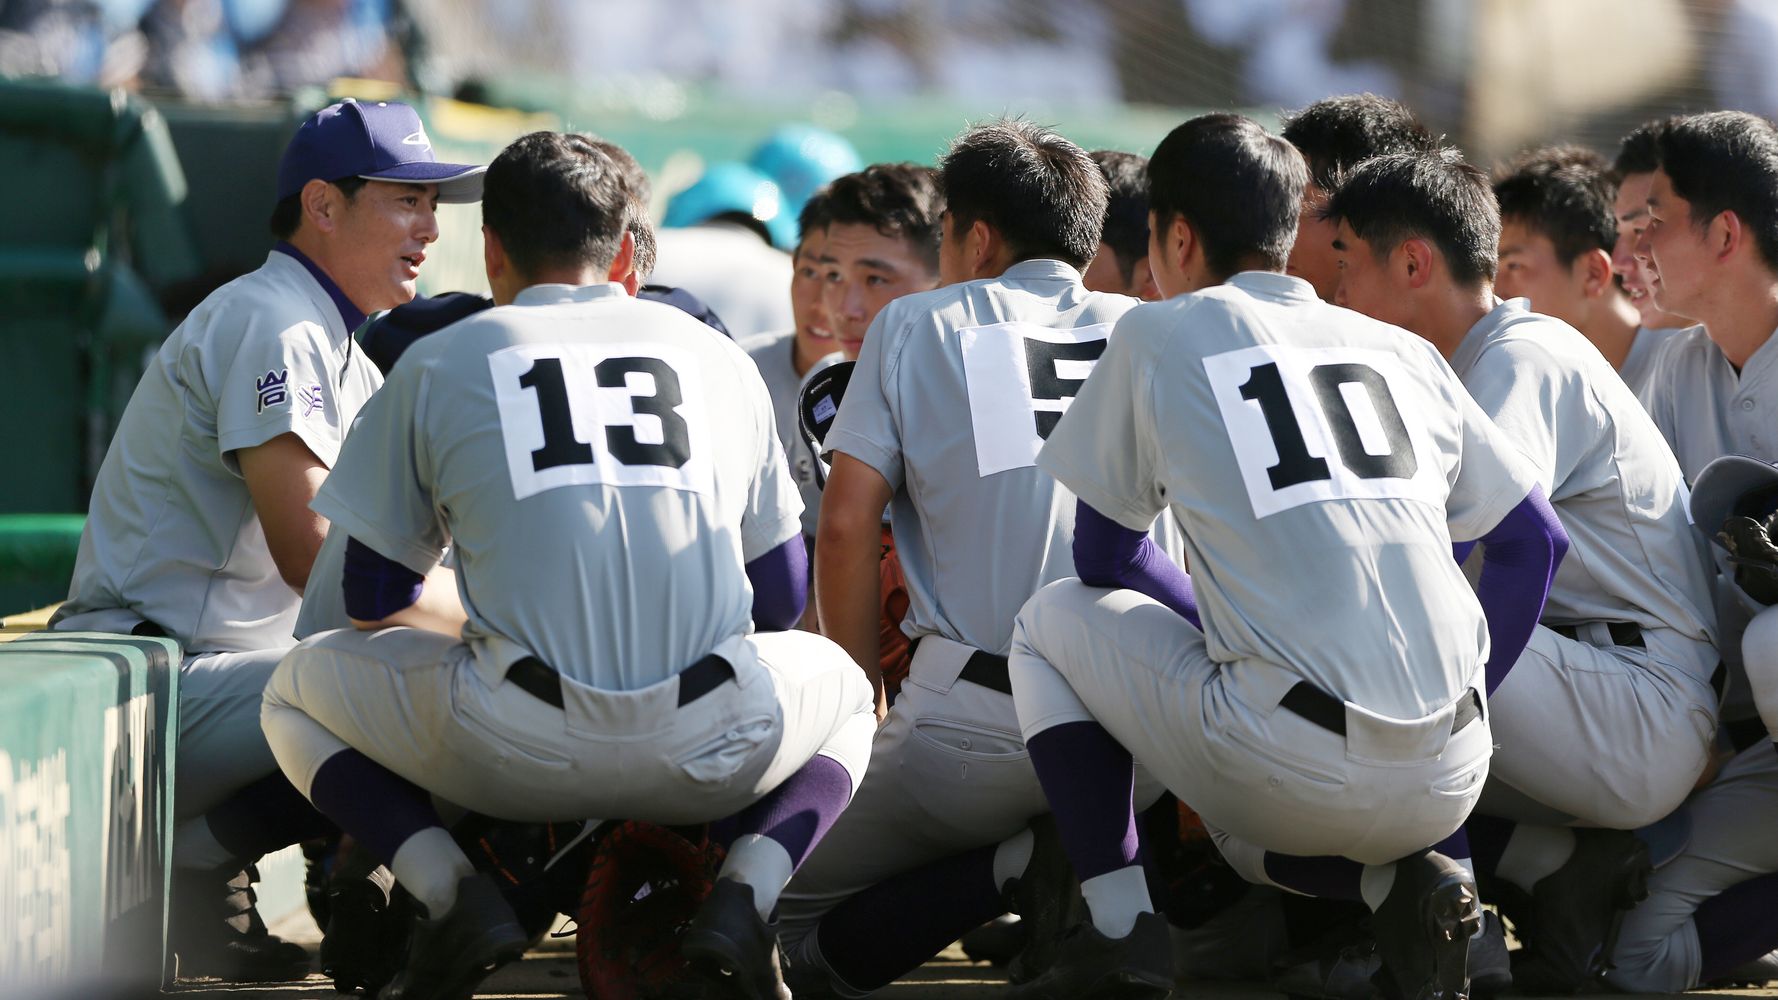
left=1280, top=683, right=1482, bottom=738
left=506, top=652, right=734, bottom=709
left=908, top=637, right=1012, bottom=695
left=1550, top=621, right=1644, bottom=648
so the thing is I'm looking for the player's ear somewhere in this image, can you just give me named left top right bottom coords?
left=1713, top=209, right=1743, bottom=264
left=969, top=219, right=997, bottom=277
left=1577, top=248, right=1612, bottom=298
left=482, top=224, right=507, bottom=283
left=609, top=231, right=639, bottom=295
left=1168, top=213, right=1198, bottom=275
left=1401, top=238, right=1435, bottom=290
left=301, top=179, right=337, bottom=234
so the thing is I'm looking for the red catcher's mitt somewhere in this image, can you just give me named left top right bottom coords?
left=576, top=821, right=727, bottom=1000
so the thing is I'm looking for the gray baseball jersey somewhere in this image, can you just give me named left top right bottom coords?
left=741, top=329, right=840, bottom=538
left=53, top=249, right=382, bottom=651
left=311, top=282, right=803, bottom=692
left=822, top=258, right=1151, bottom=656
left=1637, top=325, right=1778, bottom=481
left=1450, top=299, right=1714, bottom=647
left=1620, top=325, right=1685, bottom=399
left=1038, top=271, right=1540, bottom=720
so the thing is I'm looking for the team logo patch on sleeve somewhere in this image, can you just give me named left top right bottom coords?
left=298, top=383, right=325, bottom=417
left=255, top=369, right=290, bottom=412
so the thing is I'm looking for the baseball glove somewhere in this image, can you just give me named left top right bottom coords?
left=1718, top=513, right=1778, bottom=606
left=575, top=821, right=727, bottom=1000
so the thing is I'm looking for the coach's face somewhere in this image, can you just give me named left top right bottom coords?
left=332, top=180, right=441, bottom=313
left=1637, top=169, right=1709, bottom=319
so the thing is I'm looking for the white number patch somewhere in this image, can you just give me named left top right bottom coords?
left=488, top=341, right=711, bottom=501
left=959, top=321, right=1111, bottom=477
left=1203, top=344, right=1441, bottom=519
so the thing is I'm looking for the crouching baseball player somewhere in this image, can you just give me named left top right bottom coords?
left=260, top=131, right=875, bottom=1000
left=1006, top=114, right=1567, bottom=1000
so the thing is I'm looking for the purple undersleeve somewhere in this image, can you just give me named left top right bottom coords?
left=1072, top=500, right=1199, bottom=629
left=745, top=535, right=808, bottom=632
left=342, top=536, right=424, bottom=622
left=1472, top=487, right=1569, bottom=694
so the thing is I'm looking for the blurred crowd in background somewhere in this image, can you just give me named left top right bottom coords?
left=6, top=0, right=1778, bottom=163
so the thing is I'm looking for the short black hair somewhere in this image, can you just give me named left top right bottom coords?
left=1656, top=111, right=1778, bottom=271
left=1493, top=146, right=1616, bottom=266
left=583, top=136, right=656, bottom=278
left=1280, top=93, right=1437, bottom=193
left=1091, top=149, right=1150, bottom=283
left=1147, top=113, right=1305, bottom=278
left=1323, top=149, right=1499, bottom=287
left=940, top=119, right=1106, bottom=270
left=823, top=163, right=944, bottom=272
left=482, top=131, right=629, bottom=278
left=1612, top=118, right=1673, bottom=179
left=268, top=175, right=368, bottom=240
left=797, top=186, right=834, bottom=253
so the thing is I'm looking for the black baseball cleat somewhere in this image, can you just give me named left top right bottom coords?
left=1003, top=815, right=1087, bottom=984
left=680, top=878, right=792, bottom=1000
left=379, top=872, right=528, bottom=1000
left=1004, top=909, right=1175, bottom=1000
left=320, top=851, right=412, bottom=995
left=1370, top=850, right=1482, bottom=1000
left=1511, top=828, right=1651, bottom=994
left=171, top=865, right=312, bottom=983
left=1467, top=908, right=1512, bottom=999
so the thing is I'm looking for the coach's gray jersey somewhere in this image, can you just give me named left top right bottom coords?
left=824, top=258, right=1157, bottom=656
left=1637, top=325, right=1778, bottom=480
left=53, top=250, right=381, bottom=651
left=1451, top=300, right=1714, bottom=652
left=1039, top=271, right=1540, bottom=720
left=312, top=282, right=802, bottom=692
left=1621, top=326, right=1684, bottom=399
left=742, top=329, right=840, bottom=537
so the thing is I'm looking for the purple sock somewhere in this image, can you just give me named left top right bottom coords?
left=816, top=844, right=1005, bottom=990
left=1027, top=721, right=1138, bottom=881
left=1465, top=815, right=1513, bottom=877
left=1696, top=871, right=1778, bottom=982
left=723, top=754, right=852, bottom=870
left=1263, top=854, right=1364, bottom=901
left=206, top=771, right=337, bottom=863
left=306, top=749, right=445, bottom=866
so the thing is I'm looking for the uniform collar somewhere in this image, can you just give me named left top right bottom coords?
left=1226, top=270, right=1318, bottom=303
left=1000, top=258, right=1084, bottom=283
left=272, top=241, right=367, bottom=334
left=1451, top=297, right=1528, bottom=377
left=511, top=282, right=630, bottom=307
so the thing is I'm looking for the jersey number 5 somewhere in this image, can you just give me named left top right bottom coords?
left=520, top=355, right=692, bottom=471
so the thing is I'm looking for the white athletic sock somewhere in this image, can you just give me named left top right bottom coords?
left=171, top=817, right=234, bottom=871
left=1360, top=863, right=1397, bottom=911
left=390, top=826, right=475, bottom=918
left=1080, top=864, right=1152, bottom=939
left=1494, top=824, right=1575, bottom=894
left=993, top=828, right=1036, bottom=892
left=719, top=833, right=795, bottom=920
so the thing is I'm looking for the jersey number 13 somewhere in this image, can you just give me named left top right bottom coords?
left=490, top=343, right=712, bottom=500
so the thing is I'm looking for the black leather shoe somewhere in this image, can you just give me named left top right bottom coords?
left=1003, top=815, right=1088, bottom=984
left=171, top=865, right=312, bottom=982
left=680, top=878, right=792, bottom=1000
left=1370, top=850, right=1481, bottom=1000
left=1005, top=909, right=1175, bottom=1000
left=320, top=849, right=412, bottom=995
left=1511, top=829, right=1650, bottom=994
left=379, top=872, right=528, bottom=1000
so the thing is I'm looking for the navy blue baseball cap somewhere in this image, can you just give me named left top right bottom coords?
left=277, top=99, right=485, bottom=204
